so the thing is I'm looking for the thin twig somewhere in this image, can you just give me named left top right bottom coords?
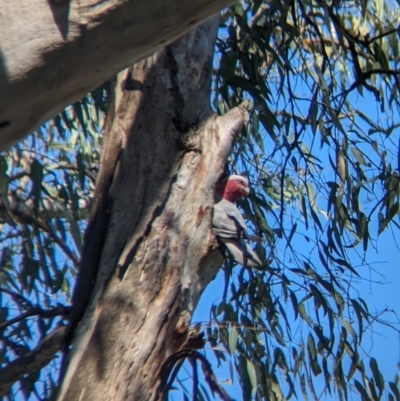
left=0, top=326, right=66, bottom=397
left=0, top=306, right=70, bottom=331
left=190, top=357, right=199, bottom=401
left=157, top=349, right=233, bottom=401
left=364, top=27, right=400, bottom=46
left=5, top=206, right=79, bottom=264
left=0, top=288, right=32, bottom=307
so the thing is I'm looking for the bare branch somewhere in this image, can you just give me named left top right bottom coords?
left=0, top=306, right=70, bottom=331
left=158, top=349, right=233, bottom=401
left=0, top=326, right=66, bottom=397
left=364, top=26, right=400, bottom=45
left=190, top=357, right=199, bottom=401
left=2, top=205, right=79, bottom=265
left=338, top=69, right=400, bottom=101
left=0, top=288, right=33, bottom=308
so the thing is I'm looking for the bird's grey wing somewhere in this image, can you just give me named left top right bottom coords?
left=213, top=200, right=264, bottom=268
left=212, top=199, right=247, bottom=239
left=221, top=199, right=248, bottom=233
left=224, top=203, right=261, bottom=242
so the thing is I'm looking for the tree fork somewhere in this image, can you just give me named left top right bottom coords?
left=58, top=16, right=248, bottom=401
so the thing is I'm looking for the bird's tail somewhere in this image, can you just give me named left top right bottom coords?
left=222, top=238, right=263, bottom=269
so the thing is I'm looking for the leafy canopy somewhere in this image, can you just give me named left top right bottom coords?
left=1, top=0, right=400, bottom=399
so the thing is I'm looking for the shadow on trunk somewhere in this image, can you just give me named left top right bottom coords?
left=58, top=16, right=248, bottom=401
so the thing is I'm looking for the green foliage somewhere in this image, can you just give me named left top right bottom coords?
left=2, top=0, right=400, bottom=400
left=0, top=89, right=107, bottom=400
left=205, top=0, right=400, bottom=399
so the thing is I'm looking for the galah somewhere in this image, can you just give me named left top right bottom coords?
left=212, top=175, right=263, bottom=268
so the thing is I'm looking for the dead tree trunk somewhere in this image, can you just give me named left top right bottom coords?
left=57, top=16, right=248, bottom=401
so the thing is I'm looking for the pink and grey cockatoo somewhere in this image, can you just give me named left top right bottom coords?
left=212, top=175, right=263, bottom=268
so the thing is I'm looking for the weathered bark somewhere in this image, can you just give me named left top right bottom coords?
left=58, top=16, right=248, bottom=401
left=0, top=0, right=236, bottom=150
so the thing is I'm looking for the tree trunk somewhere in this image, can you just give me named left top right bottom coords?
left=57, top=15, right=248, bottom=401
left=0, top=0, right=236, bottom=150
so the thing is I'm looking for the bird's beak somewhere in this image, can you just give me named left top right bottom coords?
left=243, top=186, right=250, bottom=196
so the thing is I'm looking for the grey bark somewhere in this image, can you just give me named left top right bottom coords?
left=57, top=16, right=248, bottom=401
left=0, top=0, right=236, bottom=150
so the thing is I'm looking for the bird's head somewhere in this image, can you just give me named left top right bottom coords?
left=216, top=175, right=250, bottom=202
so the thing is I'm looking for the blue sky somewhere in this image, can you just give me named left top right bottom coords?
left=7, top=107, right=400, bottom=401
left=189, top=88, right=400, bottom=400
left=6, top=9, right=400, bottom=399
left=191, top=217, right=400, bottom=400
